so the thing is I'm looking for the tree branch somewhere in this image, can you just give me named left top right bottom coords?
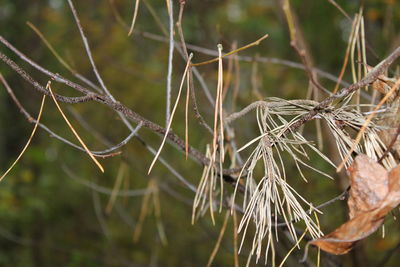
left=288, top=46, right=400, bottom=133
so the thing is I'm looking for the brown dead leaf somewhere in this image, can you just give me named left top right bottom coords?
left=310, top=155, right=400, bottom=255
left=310, top=210, right=384, bottom=254
left=372, top=76, right=396, bottom=102
left=347, top=155, right=388, bottom=218
left=367, top=64, right=397, bottom=102
left=372, top=69, right=400, bottom=157
left=378, top=104, right=400, bottom=158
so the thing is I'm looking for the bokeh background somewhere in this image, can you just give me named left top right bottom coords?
left=1, top=0, right=400, bottom=266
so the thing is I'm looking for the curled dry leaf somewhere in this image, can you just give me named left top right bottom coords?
left=310, top=154, right=400, bottom=255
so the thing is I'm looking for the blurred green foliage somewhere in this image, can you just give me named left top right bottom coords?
left=1, top=0, right=400, bottom=266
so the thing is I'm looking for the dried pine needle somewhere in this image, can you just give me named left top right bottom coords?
left=278, top=229, right=308, bottom=267
left=0, top=93, right=46, bottom=182
left=148, top=53, right=193, bottom=174
left=152, top=180, right=168, bottom=245
left=105, top=162, right=126, bottom=214
left=46, top=82, right=104, bottom=172
left=185, top=69, right=190, bottom=159
left=128, top=0, right=141, bottom=36
left=233, top=209, right=240, bottom=267
left=133, top=179, right=154, bottom=242
left=337, top=77, right=400, bottom=172
left=27, top=22, right=75, bottom=74
left=191, top=34, right=269, bottom=67
left=206, top=211, right=230, bottom=267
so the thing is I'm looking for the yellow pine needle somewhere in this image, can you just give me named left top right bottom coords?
left=133, top=179, right=154, bottom=242
left=350, top=12, right=362, bottom=86
left=0, top=92, right=46, bottom=182
left=191, top=34, right=269, bottom=67
left=314, top=212, right=321, bottom=267
left=218, top=44, right=225, bottom=161
left=206, top=211, right=230, bottom=267
left=333, top=16, right=358, bottom=93
left=128, top=0, right=141, bottom=36
left=143, top=0, right=168, bottom=37
left=327, top=0, right=351, bottom=20
left=185, top=71, right=190, bottom=160
left=105, top=162, right=126, bottom=214
left=148, top=53, right=193, bottom=174
left=152, top=180, right=168, bottom=245
left=233, top=209, right=240, bottom=267
left=361, top=17, right=368, bottom=90
left=337, top=77, right=400, bottom=172
left=278, top=229, right=308, bottom=267
left=27, top=22, right=75, bottom=74
left=217, top=44, right=224, bottom=212
left=46, top=82, right=104, bottom=172
left=212, top=45, right=221, bottom=156
left=165, top=0, right=171, bottom=16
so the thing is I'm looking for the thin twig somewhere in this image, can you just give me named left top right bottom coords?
left=176, top=1, right=213, bottom=134
left=0, top=74, right=126, bottom=157
left=67, top=0, right=113, bottom=98
left=26, top=21, right=102, bottom=93
left=0, top=50, right=210, bottom=167
left=140, top=30, right=351, bottom=88
left=0, top=51, right=94, bottom=103
left=63, top=165, right=149, bottom=197
left=225, top=101, right=269, bottom=124
left=274, top=188, right=349, bottom=227
left=288, top=46, right=400, bottom=135
left=281, top=0, right=327, bottom=94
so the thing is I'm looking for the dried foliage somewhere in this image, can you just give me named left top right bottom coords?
left=232, top=99, right=331, bottom=263
left=2, top=0, right=400, bottom=266
left=310, top=155, right=400, bottom=255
